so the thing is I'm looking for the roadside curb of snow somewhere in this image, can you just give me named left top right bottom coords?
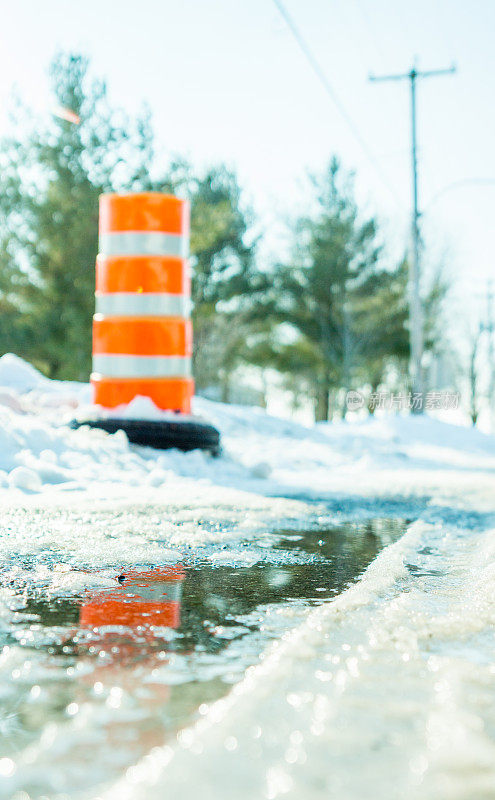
left=97, top=518, right=432, bottom=800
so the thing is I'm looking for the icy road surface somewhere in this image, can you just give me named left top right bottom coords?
left=0, top=354, right=495, bottom=800
left=0, top=512, right=405, bottom=798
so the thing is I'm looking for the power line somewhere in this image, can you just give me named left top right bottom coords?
left=271, top=0, right=401, bottom=205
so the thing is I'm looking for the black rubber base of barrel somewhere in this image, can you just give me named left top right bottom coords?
left=70, top=417, right=221, bottom=455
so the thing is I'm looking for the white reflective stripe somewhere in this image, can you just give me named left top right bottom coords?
left=120, top=581, right=183, bottom=603
left=99, top=231, right=188, bottom=257
left=92, top=355, right=191, bottom=378
left=95, top=292, right=191, bottom=318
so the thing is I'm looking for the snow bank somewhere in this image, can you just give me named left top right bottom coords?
left=0, top=352, right=494, bottom=501
left=0, top=353, right=49, bottom=392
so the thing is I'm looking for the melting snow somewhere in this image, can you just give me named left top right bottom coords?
left=1, top=352, right=495, bottom=800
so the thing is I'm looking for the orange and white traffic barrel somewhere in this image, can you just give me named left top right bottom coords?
left=71, top=192, right=220, bottom=453
left=92, top=193, right=194, bottom=413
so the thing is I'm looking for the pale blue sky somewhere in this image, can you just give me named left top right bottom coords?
left=1, top=0, right=494, bottom=314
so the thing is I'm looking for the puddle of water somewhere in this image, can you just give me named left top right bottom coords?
left=0, top=517, right=407, bottom=798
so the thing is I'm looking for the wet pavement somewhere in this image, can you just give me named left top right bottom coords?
left=0, top=517, right=407, bottom=798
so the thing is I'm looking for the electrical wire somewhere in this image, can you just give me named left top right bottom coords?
left=271, top=0, right=402, bottom=206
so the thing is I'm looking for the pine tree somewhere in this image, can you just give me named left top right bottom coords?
left=248, top=159, right=441, bottom=420
left=260, top=158, right=386, bottom=420
left=0, top=52, right=154, bottom=378
left=162, top=163, right=261, bottom=394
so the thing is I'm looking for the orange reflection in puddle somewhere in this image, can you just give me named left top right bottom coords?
left=80, top=565, right=185, bottom=631
left=73, top=566, right=186, bottom=756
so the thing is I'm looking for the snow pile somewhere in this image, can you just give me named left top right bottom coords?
left=0, top=352, right=494, bottom=500
left=76, top=394, right=198, bottom=422
left=0, top=353, right=50, bottom=392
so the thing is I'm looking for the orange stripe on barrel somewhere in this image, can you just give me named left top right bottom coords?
left=93, top=317, right=192, bottom=357
left=91, top=376, right=194, bottom=412
left=96, top=255, right=190, bottom=295
left=99, top=193, right=189, bottom=236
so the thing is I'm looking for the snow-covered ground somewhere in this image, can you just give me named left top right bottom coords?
left=1, top=353, right=495, bottom=800
left=1, top=351, right=494, bottom=505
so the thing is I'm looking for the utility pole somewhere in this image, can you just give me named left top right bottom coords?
left=370, top=64, right=456, bottom=405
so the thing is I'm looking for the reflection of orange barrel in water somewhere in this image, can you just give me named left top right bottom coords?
left=91, top=193, right=194, bottom=412
left=76, top=567, right=185, bottom=735
left=80, top=566, right=185, bottom=630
